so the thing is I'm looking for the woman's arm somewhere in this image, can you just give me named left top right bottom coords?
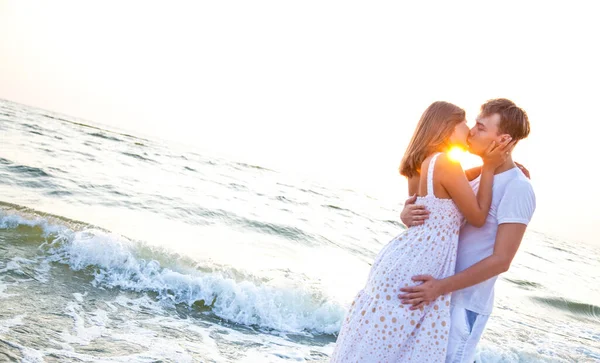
left=438, top=155, right=495, bottom=227
left=464, top=166, right=482, bottom=181
left=407, top=176, right=420, bottom=196
left=439, top=139, right=512, bottom=226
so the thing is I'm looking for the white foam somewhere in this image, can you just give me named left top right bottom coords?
left=476, top=341, right=569, bottom=363
left=46, top=228, right=346, bottom=334
left=215, top=325, right=333, bottom=363
left=73, top=292, right=87, bottom=302
left=121, top=313, right=332, bottom=363
left=107, top=316, right=197, bottom=363
left=112, top=295, right=166, bottom=316
left=33, top=259, right=51, bottom=283
left=21, top=348, right=45, bottom=363
left=0, top=337, right=45, bottom=362
left=0, top=274, right=18, bottom=299
left=0, top=212, right=66, bottom=236
left=0, top=278, right=13, bottom=299
left=0, top=314, right=25, bottom=334
left=0, top=257, right=41, bottom=280
left=0, top=260, right=25, bottom=274
left=1, top=211, right=346, bottom=334
left=61, top=302, right=109, bottom=345
left=0, top=256, right=48, bottom=297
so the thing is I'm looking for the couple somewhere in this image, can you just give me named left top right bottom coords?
left=331, top=99, right=535, bottom=362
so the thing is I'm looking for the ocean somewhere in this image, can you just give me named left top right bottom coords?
left=0, top=98, right=598, bottom=362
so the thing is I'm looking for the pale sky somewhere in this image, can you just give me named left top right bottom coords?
left=1, top=1, right=599, bottom=245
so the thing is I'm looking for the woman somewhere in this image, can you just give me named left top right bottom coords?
left=330, top=101, right=510, bottom=362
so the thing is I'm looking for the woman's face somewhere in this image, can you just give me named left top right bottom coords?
left=449, top=119, right=470, bottom=149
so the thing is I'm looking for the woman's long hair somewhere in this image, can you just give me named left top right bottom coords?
left=399, top=101, right=466, bottom=178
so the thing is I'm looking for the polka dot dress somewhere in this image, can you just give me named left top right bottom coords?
left=331, top=153, right=463, bottom=362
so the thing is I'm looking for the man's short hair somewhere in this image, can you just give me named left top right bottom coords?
left=481, top=98, right=530, bottom=141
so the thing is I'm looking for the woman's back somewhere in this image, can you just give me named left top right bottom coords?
left=414, top=152, right=463, bottom=229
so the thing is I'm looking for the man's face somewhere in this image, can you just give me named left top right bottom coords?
left=467, top=113, right=507, bottom=156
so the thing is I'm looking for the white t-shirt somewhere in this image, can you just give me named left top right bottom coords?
left=451, top=166, right=536, bottom=315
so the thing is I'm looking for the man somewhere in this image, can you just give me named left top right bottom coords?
left=398, top=98, right=536, bottom=362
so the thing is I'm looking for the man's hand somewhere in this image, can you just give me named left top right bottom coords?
left=482, top=139, right=515, bottom=170
left=397, top=275, right=445, bottom=310
left=515, top=162, right=530, bottom=179
left=398, top=223, right=529, bottom=310
left=400, top=195, right=430, bottom=227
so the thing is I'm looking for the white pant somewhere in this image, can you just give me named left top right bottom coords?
left=446, top=305, right=489, bottom=363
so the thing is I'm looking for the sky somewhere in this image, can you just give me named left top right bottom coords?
left=1, top=1, right=599, bottom=246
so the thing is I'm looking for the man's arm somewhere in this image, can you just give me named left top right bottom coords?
left=398, top=223, right=527, bottom=309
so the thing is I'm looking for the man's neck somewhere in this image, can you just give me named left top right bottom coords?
left=494, top=156, right=516, bottom=175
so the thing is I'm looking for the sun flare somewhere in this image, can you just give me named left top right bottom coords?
left=448, top=146, right=466, bottom=163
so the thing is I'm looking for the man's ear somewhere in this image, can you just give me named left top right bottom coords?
left=498, top=133, right=511, bottom=143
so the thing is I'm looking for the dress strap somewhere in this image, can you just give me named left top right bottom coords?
left=427, top=152, right=442, bottom=197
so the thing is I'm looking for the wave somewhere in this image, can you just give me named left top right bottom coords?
left=5, top=163, right=52, bottom=178
left=41, top=114, right=72, bottom=123
left=502, top=277, right=543, bottom=290
left=164, top=205, right=320, bottom=245
left=525, top=251, right=553, bottom=263
left=383, top=219, right=403, bottom=228
left=229, top=182, right=248, bottom=191
left=531, top=296, right=600, bottom=320
left=0, top=211, right=345, bottom=335
left=22, top=123, right=42, bottom=130
left=299, top=188, right=326, bottom=197
left=244, top=219, right=318, bottom=244
left=0, top=161, right=61, bottom=192
left=234, top=162, right=272, bottom=172
left=323, top=204, right=364, bottom=218
left=89, top=132, right=123, bottom=142
left=121, top=152, right=157, bottom=163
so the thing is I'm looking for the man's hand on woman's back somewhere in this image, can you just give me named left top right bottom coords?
left=400, top=195, right=430, bottom=227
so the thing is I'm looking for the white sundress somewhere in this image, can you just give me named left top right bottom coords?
left=331, top=152, right=464, bottom=362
